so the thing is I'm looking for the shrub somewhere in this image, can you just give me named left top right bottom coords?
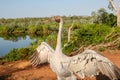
left=72, top=24, right=111, bottom=45
left=3, top=48, right=33, bottom=62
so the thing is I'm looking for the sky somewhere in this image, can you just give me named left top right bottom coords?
left=0, top=0, right=115, bottom=18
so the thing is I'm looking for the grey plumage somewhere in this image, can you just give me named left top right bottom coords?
left=69, top=50, right=120, bottom=79
left=30, top=16, right=120, bottom=80
left=30, top=42, right=54, bottom=67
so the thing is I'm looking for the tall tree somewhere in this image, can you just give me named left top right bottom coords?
left=108, top=0, right=120, bottom=26
left=91, top=8, right=117, bottom=26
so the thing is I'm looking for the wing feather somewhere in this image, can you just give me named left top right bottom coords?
left=30, top=42, right=54, bottom=67
left=30, top=50, right=42, bottom=66
left=69, top=49, right=120, bottom=79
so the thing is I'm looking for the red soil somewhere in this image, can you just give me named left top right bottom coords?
left=0, top=50, right=120, bottom=80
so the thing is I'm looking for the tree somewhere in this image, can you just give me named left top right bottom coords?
left=91, top=8, right=117, bottom=26
left=91, top=8, right=108, bottom=24
left=108, top=0, right=120, bottom=26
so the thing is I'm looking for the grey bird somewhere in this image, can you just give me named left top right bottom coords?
left=30, top=16, right=120, bottom=80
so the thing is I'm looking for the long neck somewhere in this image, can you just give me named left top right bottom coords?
left=55, top=18, right=63, bottom=52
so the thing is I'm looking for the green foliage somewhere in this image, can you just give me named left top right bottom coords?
left=63, top=41, right=76, bottom=54
left=0, top=15, right=120, bottom=62
left=46, top=33, right=57, bottom=49
left=91, top=8, right=117, bottom=26
left=62, top=24, right=112, bottom=53
left=98, top=47, right=105, bottom=52
left=3, top=48, right=34, bottom=62
left=0, top=16, right=93, bottom=34
left=27, top=25, right=38, bottom=34
left=73, top=24, right=111, bottom=45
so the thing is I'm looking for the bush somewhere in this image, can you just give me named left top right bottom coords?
left=62, top=24, right=113, bottom=53
left=3, top=48, right=33, bottom=62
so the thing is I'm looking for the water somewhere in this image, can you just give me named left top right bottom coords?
left=0, top=35, right=36, bottom=57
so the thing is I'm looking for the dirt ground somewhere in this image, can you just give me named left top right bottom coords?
left=0, top=50, right=120, bottom=80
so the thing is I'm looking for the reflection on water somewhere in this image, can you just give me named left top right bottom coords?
left=0, top=34, right=36, bottom=57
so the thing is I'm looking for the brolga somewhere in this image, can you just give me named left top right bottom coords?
left=30, top=16, right=120, bottom=80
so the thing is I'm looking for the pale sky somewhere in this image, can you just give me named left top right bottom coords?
left=0, top=0, right=114, bottom=18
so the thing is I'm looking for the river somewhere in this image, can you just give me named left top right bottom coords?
left=0, top=35, right=36, bottom=57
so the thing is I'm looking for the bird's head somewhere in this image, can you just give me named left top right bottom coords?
left=54, top=16, right=61, bottom=23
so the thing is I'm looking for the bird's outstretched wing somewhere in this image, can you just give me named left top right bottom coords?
left=30, top=42, right=54, bottom=67
left=66, top=50, right=120, bottom=79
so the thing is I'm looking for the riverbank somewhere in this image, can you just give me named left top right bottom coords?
left=0, top=49, right=120, bottom=80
